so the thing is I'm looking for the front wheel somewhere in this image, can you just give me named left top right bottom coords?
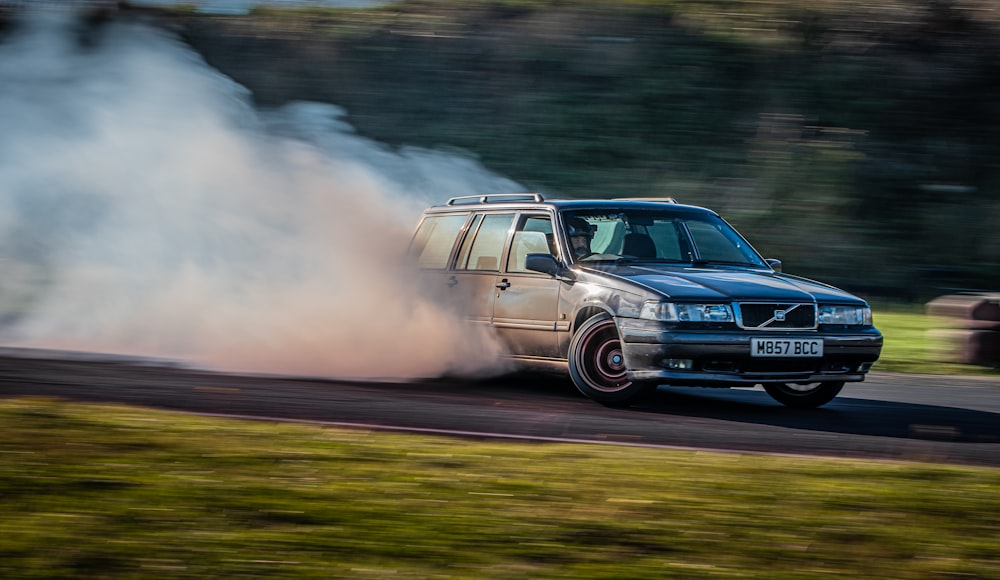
left=762, top=381, right=845, bottom=408
left=568, top=314, right=652, bottom=406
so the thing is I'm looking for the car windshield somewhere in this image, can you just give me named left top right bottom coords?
left=562, top=209, right=767, bottom=267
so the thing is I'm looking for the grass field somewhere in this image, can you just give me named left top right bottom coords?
left=872, top=305, right=999, bottom=376
left=0, top=398, right=998, bottom=579
left=0, top=306, right=996, bottom=578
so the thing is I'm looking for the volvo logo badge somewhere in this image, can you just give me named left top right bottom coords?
left=774, top=309, right=787, bottom=321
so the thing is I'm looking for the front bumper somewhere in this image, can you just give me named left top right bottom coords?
left=618, top=319, right=883, bottom=386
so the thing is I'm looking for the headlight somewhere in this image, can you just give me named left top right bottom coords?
left=818, top=305, right=872, bottom=325
left=640, top=302, right=734, bottom=323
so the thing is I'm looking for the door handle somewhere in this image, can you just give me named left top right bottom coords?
left=495, top=279, right=511, bottom=290
left=447, top=275, right=458, bottom=288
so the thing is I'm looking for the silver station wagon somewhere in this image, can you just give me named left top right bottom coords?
left=409, top=194, right=883, bottom=407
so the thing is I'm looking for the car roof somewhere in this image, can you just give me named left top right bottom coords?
left=423, top=193, right=719, bottom=216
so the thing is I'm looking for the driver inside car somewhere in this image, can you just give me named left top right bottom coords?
left=566, top=217, right=595, bottom=260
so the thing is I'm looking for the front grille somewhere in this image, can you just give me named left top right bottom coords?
left=737, top=303, right=816, bottom=330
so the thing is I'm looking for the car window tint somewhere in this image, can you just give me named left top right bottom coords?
left=646, top=221, right=683, bottom=260
left=410, top=213, right=468, bottom=269
left=458, top=213, right=514, bottom=271
left=687, top=220, right=748, bottom=262
left=588, top=218, right=624, bottom=255
left=522, top=216, right=553, bottom=235
left=453, top=214, right=482, bottom=271
left=506, top=215, right=553, bottom=273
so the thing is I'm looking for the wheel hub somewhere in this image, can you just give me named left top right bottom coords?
left=595, top=342, right=626, bottom=378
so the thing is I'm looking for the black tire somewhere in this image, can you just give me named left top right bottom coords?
left=762, top=381, right=845, bottom=408
left=568, top=313, right=652, bottom=405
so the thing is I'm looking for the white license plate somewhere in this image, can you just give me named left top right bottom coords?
left=750, top=338, right=823, bottom=357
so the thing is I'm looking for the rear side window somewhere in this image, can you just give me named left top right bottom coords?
left=410, top=214, right=468, bottom=269
left=457, top=213, right=515, bottom=271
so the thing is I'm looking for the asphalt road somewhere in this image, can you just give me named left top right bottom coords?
left=1, top=349, right=998, bottom=467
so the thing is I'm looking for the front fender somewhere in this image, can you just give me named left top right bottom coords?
left=565, top=282, right=646, bottom=332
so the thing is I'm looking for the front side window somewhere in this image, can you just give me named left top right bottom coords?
left=506, top=215, right=554, bottom=273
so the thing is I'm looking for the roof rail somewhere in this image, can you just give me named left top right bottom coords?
left=446, top=193, right=545, bottom=205
left=614, top=197, right=679, bottom=204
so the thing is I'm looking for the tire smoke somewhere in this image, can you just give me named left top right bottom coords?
left=0, top=6, right=517, bottom=379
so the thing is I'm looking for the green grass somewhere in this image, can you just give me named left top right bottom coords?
left=0, top=398, right=997, bottom=579
left=872, top=305, right=999, bottom=376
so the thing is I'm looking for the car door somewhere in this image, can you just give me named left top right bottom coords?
left=450, top=212, right=517, bottom=335
left=409, top=211, right=472, bottom=302
left=492, top=213, right=565, bottom=358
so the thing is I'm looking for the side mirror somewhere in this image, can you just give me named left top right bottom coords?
left=766, top=259, right=782, bottom=273
left=525, top=253, right=562, bottom=276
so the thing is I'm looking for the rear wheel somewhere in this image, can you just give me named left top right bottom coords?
left=568, top=313, right=652, bottom=406
left=762, top=381, right=845, bottom=408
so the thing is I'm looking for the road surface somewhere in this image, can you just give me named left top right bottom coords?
left=0, top=349, right=997, bottom=467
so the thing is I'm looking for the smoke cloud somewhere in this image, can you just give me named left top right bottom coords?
left=0, top=6, right=519, bottom=379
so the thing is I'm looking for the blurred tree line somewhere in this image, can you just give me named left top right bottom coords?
left=173, top=0, right=1000, bottom=300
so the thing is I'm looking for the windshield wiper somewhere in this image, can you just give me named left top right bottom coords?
left=603, top=257, right=688, bottom=265
left=690, top=259, right=755, bottom=267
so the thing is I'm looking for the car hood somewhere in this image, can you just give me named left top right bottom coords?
left=596, top=264, right=864, bottom=303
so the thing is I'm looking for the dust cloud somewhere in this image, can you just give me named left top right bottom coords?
left=0, top=6, right=519, bottom=379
